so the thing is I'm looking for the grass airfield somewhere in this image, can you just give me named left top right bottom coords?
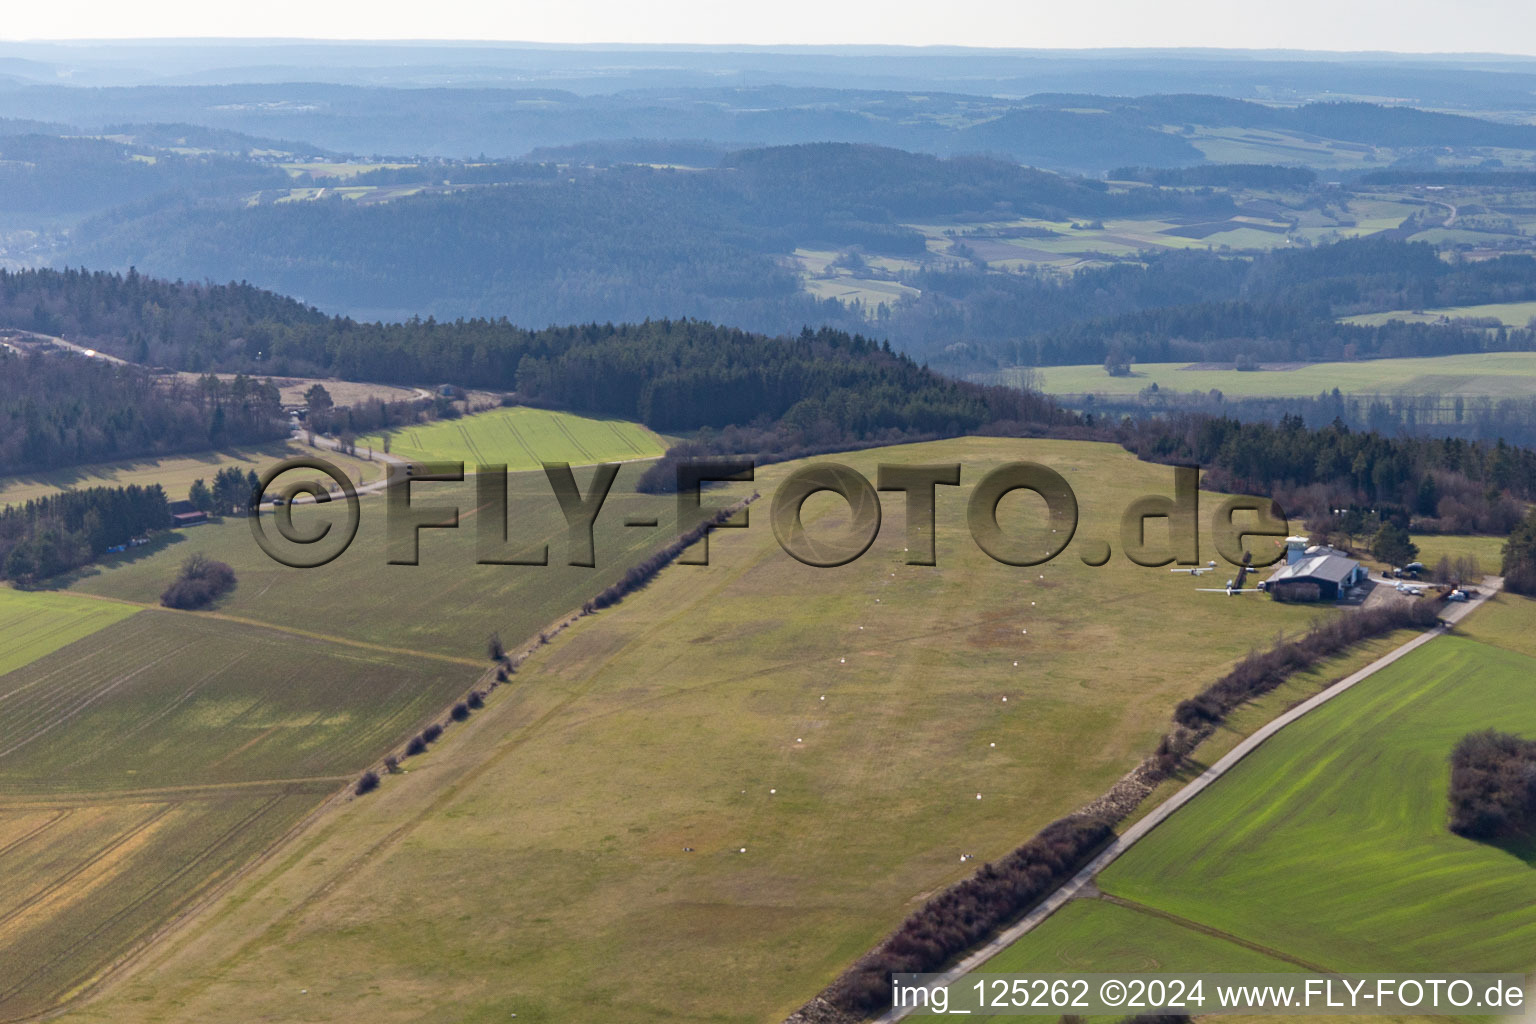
left=44, top=436, right=1345, bottom=1024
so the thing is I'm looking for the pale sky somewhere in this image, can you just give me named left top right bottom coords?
left=4, top=0, right=1535, bottom=54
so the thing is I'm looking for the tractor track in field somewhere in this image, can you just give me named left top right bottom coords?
left=0, top=804, right=177, bottom=940
left=0, top=791, right=294, bottom=1007
left=550, top=414, right=596, bottom=462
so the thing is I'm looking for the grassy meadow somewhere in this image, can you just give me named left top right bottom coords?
left=359, top=406, right=668, bottom=470
left=998, top=352, right=1536, bottom=400
left=46, top=437, right=1350, bottom=1024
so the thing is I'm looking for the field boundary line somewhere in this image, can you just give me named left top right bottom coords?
left=878, top=582, right=1499, bottom=1023
left=1096, top=893, right=1332, bottom=972
left=58, top=595, right=484, bottom=669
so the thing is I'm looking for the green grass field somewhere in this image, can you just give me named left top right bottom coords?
left=1341, top=300, right=1536, bottom=328
left=0, top=441, right=384, bottom=507
left=987, top=897, right=1296, bottom=974
left=993, top=613, right=1536, bottom=1001
left=359, top=406, right=667, bottom=470
left=0, top=588, right=139, bottom=677
left=1001, top=352, right=1536, bottom=400
left=47, top=437, right=1351, bottom=1024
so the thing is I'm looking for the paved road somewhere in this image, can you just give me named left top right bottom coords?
left=879, top=580, right=1500, bottom=1022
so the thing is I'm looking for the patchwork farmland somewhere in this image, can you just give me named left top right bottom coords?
left=41, top=437, right=1361, bottom=1024
left=0, top=463, right=688, bottom=1019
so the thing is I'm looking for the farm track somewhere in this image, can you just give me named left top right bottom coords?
left=1097, top=892, right=1332, bottom=972
left=59, top=598, right=484, bottom=669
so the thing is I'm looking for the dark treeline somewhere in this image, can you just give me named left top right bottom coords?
left=1082, top=388, right=1536, bottom=450
left=1357, top=169, right=1536, bottom=187
left=1111, top=163, right=1318, bottom=188
left=0, top=348, right=288, bottom=475
left=0, top=270, right=1071, bottom=439
left=1170, top=602, right=1440, bottom=740
left=1031, top=304, right=1531, bottom=367
left=995, top=237, right=1536, bottom=367
left=861, top=237, right=1536, bottom=370
left=1448, top=730, right=1536, bottom=841
left=514, top=323, right=1071, bottom=434
left=1118, top=414, right=1535, bottom=536
left=824, top=813, right=1114, bottom=1015
left=0, top=484, right=169, bottom=583
left=1045, top=95, right=1536, bottom=151
left=583, top=497, right=758, bottom=611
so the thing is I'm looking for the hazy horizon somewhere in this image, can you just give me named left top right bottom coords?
left=4, top=0, right=1535, bottom=58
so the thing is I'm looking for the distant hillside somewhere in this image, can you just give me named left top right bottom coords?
left=63, top=144, right=1229, bottom=330
left=0, top=267, right=1069, bottom=443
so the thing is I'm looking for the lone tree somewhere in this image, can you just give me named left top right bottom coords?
left=161, top=553, right=237, bottom=610
left=304, top=383, right=334, bottom=430
left=1449, top=730, right=1536, bottom=840
left=488, top=632, right=506, bottom=661
left=187, top=478, right=214, bottom=515
left=1370, top=522, right=1418, bottom=569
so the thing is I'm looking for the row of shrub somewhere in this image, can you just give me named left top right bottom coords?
left=355, top=495, right=757, bottom=799
left=1169, top=601, right=1442, bottom=736
left=824, top=815, right=1113, bottom=1015
left=583, top=496, right=759, bottom=613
